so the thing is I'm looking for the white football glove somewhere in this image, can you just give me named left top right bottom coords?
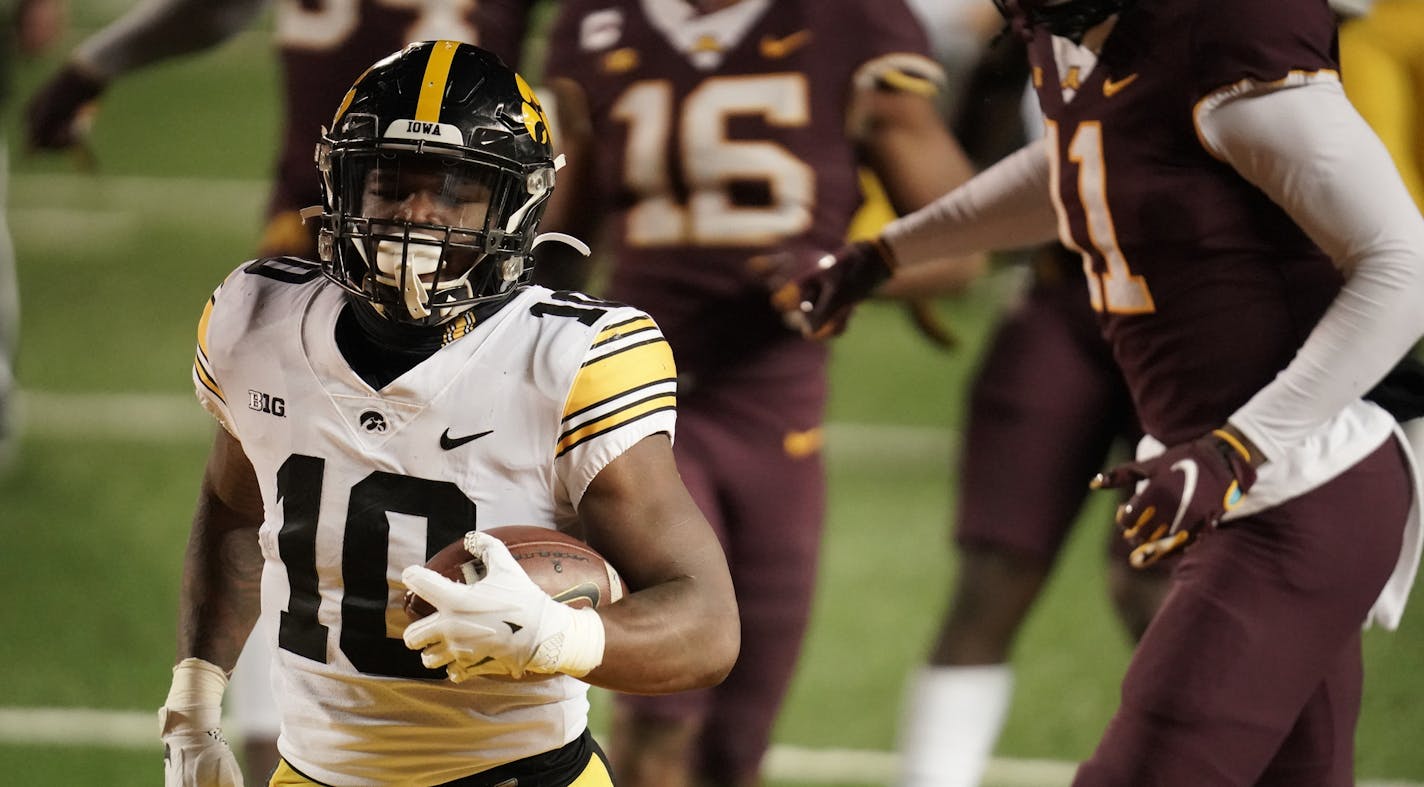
left=402, top=531, right=606, bottom=682
left=159, top=658, right=242, bottom=787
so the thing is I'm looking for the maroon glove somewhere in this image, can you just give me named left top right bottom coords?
left=761, top=239, right=896, bottom=340
left=25, top=63, right=106, bottom=150
left=1091, top=428, right=1259, bottom=568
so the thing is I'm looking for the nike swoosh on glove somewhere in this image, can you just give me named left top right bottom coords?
left=1091, top=428, right=1258, bottom=568
left=756, top=239, right=896, bottom=340
left=402, top=532, right=606, bottom=681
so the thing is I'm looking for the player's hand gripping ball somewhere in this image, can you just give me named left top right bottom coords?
left=404, top=525, right=628, bottom=620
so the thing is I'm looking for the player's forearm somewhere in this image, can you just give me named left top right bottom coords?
left=175, top=490, right=264, bottom=671
left=73, top=0, right=265, bottom=81
left=857, top=92, right=977, bottom=215
left=584, top=566, right=739, bottom=693
left=1200, top=78, right=1424, bottom=458
left=881, top=139, right=1059, bottom=267
left=176, top=431, right=266, bottom=670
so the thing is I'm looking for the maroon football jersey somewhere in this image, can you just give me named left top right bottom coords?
left=268, top=0, right=532, bottom=219
left=1030, top=0, right=1344, bottom=444
left=544, top=0, right=937, bottom=382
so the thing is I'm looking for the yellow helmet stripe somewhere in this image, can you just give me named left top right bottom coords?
left=415, top=41, right=462, bottom=122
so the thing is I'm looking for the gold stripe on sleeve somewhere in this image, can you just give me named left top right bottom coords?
left=193, top=355, right=225, bottom=403
left=557, top=395, right=676, bottom=455
left=196, top=295, right=216, bottom=358
left=593, top=316, right=657, bottom=347
left=564, top=340, right=675, bottom=419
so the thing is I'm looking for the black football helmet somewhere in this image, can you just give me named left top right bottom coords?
left=316, top=40, right=556, bottom=325
left=993, top=0, right=1134, bottom=44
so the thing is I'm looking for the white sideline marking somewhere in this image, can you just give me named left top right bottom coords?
left=0, top=708, right=1418, bottom=787
left=12, top=172, right=267, bottom=203
left=14, top=391, right=955, bottom=462
left=16, top=391, right=213, bottom=442
left=764, top=744, right=1076, bottom=784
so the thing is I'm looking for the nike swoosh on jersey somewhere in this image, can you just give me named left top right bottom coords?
left=1102, top=73, right=1139, bottom=97
left=760, top=30, right=812, bottom=59
left=440, top=428, right=494, bottom=450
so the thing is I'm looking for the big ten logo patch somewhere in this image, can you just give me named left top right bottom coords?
left=248, top=390, right=286, bottom=417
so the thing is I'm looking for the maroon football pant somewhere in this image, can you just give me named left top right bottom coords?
left=614, top=374, right=827, bottom=783
left=1075, top=437, right=1412, bottom=786
left=956, top=266, right=1138, bottom=560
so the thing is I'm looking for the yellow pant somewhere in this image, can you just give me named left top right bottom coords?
left=268, top=748, right=615, bottom=786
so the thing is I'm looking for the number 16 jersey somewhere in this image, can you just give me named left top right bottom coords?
left=191, top=257, right=677, bottom=786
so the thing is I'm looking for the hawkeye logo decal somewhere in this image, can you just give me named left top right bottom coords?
left=1102, top=73, right=1139, bottom=98
left=516, top=73, right=551, bottom=145
left=359, top=410, right=388, bottom=434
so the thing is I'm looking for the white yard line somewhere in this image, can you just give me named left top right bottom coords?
left=16, top=390, right=212, bottom=442
left=14, top=390, right=957, bottom=461
left=12, top=172, right=267, bottom=203
left=0, top=707, right=1417, bottom=787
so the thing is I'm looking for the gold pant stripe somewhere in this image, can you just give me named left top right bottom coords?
left=570, top=749, right=615, bottom=786
left=267, top=752, right=615, bottom=786
left=267, top=759, right=312, bottom=787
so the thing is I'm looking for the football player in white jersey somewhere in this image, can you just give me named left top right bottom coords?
left=160, top=41, right=739, bottom=787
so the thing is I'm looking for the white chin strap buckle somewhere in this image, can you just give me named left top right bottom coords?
left=371, top=233, right=443, bottom=319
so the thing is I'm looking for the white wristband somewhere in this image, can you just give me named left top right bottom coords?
left=534, top=607, right=606, bottom=678
left=159, top=658, right=228, bottom=734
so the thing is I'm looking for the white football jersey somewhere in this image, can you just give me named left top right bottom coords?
left=191, top=257, right=677, bottom=786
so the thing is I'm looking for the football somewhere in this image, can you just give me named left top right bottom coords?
left=403, top=525, right=629, bottom=620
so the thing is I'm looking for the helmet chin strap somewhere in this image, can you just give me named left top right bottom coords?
left=352, top=231, right=475, bottom=322
left=531, top=232, right=591, bottom=258
left=496, top=162, right=562, bottom=285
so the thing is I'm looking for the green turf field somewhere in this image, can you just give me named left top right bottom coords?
left=3, top=12, right=1423, bottom=787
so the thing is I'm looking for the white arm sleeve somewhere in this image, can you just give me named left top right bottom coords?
left=1196, top=78, right=1424, bottom=460
left=881, top=138, right=1060, bottom=265
left=73, top=0, right=267, bottom=80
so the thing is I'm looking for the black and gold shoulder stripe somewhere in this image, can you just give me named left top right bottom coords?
left=558, top=316, right=676, bottom=456
left=192, top=293, right=225, bottom=404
